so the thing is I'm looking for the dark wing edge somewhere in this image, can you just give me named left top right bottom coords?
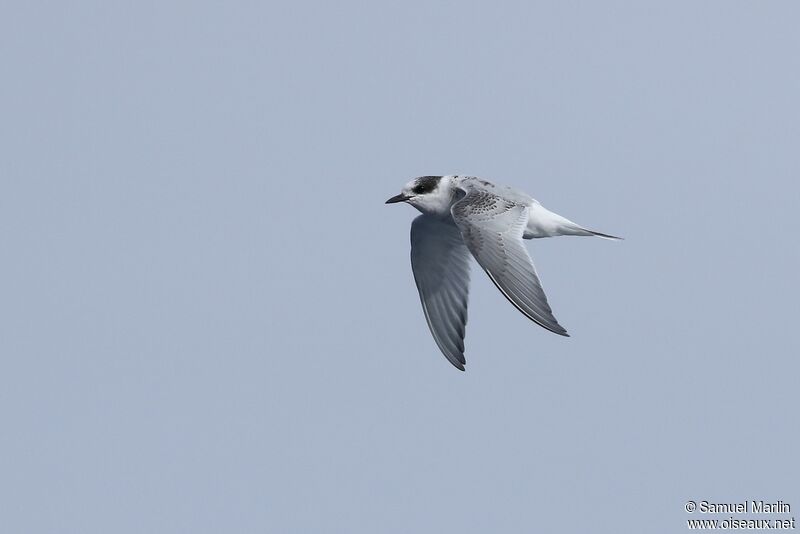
left=410, top=215, right=472, bottom=370
left=451, top=191, right=568, bottom=337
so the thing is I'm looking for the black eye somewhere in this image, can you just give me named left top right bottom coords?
left=412, top=184, right=429, bottom=195
left=411, top=176, right=441, bottom=195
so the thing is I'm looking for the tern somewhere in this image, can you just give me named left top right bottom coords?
left=386, top=175, right=620, bottom=370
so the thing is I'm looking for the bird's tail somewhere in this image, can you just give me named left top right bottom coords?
left=584, top=229, right=623, bottom=240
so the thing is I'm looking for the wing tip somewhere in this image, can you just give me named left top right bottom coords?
left=442, top=354, right=466, bottom=371
left=545, top=323, right=570, bottom=337
left=449, top=353, right=467, bottom=371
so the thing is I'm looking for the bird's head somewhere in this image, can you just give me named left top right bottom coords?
left=385, top=175, right=457, bottom=217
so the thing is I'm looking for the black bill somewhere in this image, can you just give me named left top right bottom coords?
left=385, top=193, right=409, bottom=204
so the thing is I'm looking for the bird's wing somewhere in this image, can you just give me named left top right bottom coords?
left=450, top=187, right=568, bottom=336
left=410, top=214, right=472, bottom=370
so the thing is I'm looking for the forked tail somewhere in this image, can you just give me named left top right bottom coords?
left=585, top=229, right=623, bottom=240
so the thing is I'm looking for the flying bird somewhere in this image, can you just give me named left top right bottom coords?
left=386, top=175, right=620, bottom=370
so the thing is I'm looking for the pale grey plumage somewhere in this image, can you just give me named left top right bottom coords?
left=410, top=215, right=471, bottom=370
left=388, top=175, right=620, bottom=370
left=450, top=187, right=567, bottom=336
